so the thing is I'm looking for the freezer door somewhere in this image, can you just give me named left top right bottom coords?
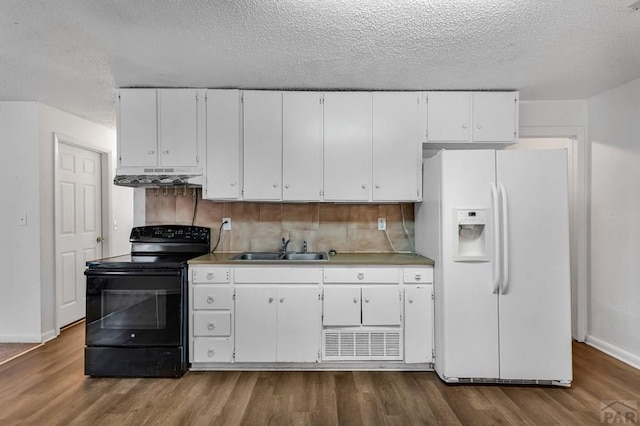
left=496, top=149, right=572, bottom=381
left=439, top=150, right=500, bottom=380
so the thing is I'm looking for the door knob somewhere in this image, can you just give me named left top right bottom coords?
left=96, top=236, right=104, bottom=243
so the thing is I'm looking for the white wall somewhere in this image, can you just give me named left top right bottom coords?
left=587, top=77, right=640, bottom=368
left=0, top=103, right=42, bottom=341
left=38, top=104, right=133, bottom=338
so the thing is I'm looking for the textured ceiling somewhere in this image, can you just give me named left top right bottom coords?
left=1, top=0, right=639, bottom=128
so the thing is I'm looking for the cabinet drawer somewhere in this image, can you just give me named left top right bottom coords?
left=192, top=338, right=233, bottom=363
left=234, top=267, right=321, bottom=284
left=193, top=312, right=232, bottom=337
left=403, top=268, right=433, bottom=284
left=324, top=268, right=400, bottom=283
left=192, top=268, right=230, bottom=284
left=193, top=286, right=233, bottom=310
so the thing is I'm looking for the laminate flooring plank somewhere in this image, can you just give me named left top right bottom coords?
left=207, top=371, right=260, bottom=426
left=334, top=372, right=365, bottom=425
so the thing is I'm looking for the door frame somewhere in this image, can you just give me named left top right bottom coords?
left=519, top=127, right=588, bottom=342
left=53, top=133, right=113, bottom=334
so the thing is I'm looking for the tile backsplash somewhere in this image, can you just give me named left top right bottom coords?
left=145, top=189, right=415, bottom=253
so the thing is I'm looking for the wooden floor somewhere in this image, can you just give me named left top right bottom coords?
left=1, top=323, right=638, bottom=425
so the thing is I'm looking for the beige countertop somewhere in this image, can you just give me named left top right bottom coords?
left=189, top=252, right=434, bottom=266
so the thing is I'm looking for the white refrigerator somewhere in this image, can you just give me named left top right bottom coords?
left=415, top=149, right=572, bottom=386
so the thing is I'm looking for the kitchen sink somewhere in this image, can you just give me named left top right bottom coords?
left=280, top=252, right=328, bottom=261
left=229, top=252, right=329, bottom=261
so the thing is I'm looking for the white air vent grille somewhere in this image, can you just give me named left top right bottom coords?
left=322, top=329, right=403, bottom=361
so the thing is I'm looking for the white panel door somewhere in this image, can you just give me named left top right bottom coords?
left=426, top=92, right=470, bottom=142
left=282, top=91, right=323, bottom=201
left=158, top=89, right=199, bottom=167
left=243, top=90, right=282, bottom=200
left=323, top=92, right=372, bottom=201
left=57, top=143, right=103, bottom=327
left=322, top=286, right=361, bottom=326
left=372, top=92, right=421, bottom=201
left=205, top=89, right=242, bottom=199
left=361, top=286, right=401, bottom=326
left=404, top=285, right=434, bottom=363
left=472, top=92, right=517, bottom=143
left=496, top=149, right=572, bottom=381
left=439, top=150, right=499, bottom=380
left=234, top=286, right=277, bottom=362
left=276, top=286, right=322, bottom=362
left=118, top=89, right=157, bottom=167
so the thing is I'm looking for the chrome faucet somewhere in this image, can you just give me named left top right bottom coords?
left=281, top=237, right=292, bottom=254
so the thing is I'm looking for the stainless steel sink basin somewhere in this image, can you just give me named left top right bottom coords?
left=281, top=252, right=328, bottom=261
left=229, top=252, right=329, bottom=261
left=229, top=252, right=282, bottom=261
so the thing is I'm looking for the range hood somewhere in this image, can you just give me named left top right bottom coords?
left=114, top=167, right=203, bottom=188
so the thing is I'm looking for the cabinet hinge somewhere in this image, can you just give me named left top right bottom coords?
left=196, top=93, right=199, bottom=101
left=233, top=290, right=236, bottom=300
left=241, top=94, right=244, bottom=103
left=320, top=97, right=323, bottom=105
left=317, top=350, right=321, bottom=361
left=196, top=155, right=200, bottom=163
left=233, top=350, right=236, bottom=361
left=431, top=292, right=435, bottom=300
left=432, top=349, right=435, bottom=360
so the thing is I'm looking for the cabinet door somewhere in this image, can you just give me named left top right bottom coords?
left=322, top=286, right=361, bottom=326
left=158, top=89, right=199, bottom=167
left=205, top=89, right=242, bottom=199
left=277, top=286, right=322, bottom=362
left=472, top=92, right=517, bottom=142
left=323, top=92, right=372, bottom=201
left=118, top=89, right=158, bottom=167
left=282, top=92, right=323, bottom=201
left=372, top=92, right=421, bottom=201
left=426, top=92, right=470, bottom=142
left=362, top=286, right=401, bottom=326
left=404, top=285, right=434, bottom=363
left=243, top=90, right=282, bottom=200
left=235, top=286, right=277, bottom=362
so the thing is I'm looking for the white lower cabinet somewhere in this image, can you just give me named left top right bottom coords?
left=189, top=264, right=434, bottom=368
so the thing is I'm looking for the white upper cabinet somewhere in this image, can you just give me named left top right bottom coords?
left=205, top=89, right=242, bottom=200
left=117, top=88, right=200, bottom=168
left=118, top=89, right=158, bottom=167
left=157, top=89, right=199, bottom=167
left=282, top=91, right=324, bottom=201
left=425, top=91, right=519, bottom=146
left=243, top=90, right=282, bottom=201
left=372, top=92, right=421, bottom=201
left=323, top=92, right=372, bottom=201
left=472, top=92, right=518, bottom=142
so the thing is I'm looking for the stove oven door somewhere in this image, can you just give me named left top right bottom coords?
left=85, top=269, right=184, bottom=347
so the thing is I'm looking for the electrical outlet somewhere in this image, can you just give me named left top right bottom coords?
left=377, top=218, right=386, bottom=231
left=222, top=218, right=231, bottom=231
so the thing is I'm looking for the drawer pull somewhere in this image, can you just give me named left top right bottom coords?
left=207, top=296, right=215, bottom=304
left=353, top=298, right=358, bottom=304
left=415, top=273, right=422, bottom=281
left=268, top=297, right=274, bottom=303
left=409, top=299, right=414, bottom=304
left=207, top=322, right=216, bottom=330
left=280, top=298, right=285, bottom=303
left=207, top=272, right=214, bottom=280
left=207, top=348, right=216, bottom=357
left=357, top=272, right=364, bottom=280
left=365, top=298, right=370, bottom=303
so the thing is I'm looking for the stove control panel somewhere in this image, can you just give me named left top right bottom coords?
left=130, top=225, right=211, bottom=243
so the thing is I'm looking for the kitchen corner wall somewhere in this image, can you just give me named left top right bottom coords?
left=145, top=189, right=414, bottom=253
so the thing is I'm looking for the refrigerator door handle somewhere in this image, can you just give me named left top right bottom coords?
left=498, top=183, right=509, bottom=294
left=490, top=183, right=501, bottom=294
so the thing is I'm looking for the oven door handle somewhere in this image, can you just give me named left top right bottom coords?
left=84, top=270, right=182, bottom=277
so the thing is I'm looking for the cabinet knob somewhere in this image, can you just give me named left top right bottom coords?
left=353, top=298, right=358, bottom=303
left=280, top=298, right=285, bottom=303
left=207, top=322, right=216, bottom=330
left=365, top=298, right=370, bottom=303
left=375, top=185, right=380, bottom=189
left=148, top=150, right=155, bottom=155
left=409, top=299, right=414, bottom=304
left=162, top=150, right=169, bottom=154
left=206, top=296, right=215, bottom=304
left=357, top=272, right=364, bottom=280
left=268, top=297, right=274, bottom=303
left=461, top=124, right=467, bottom=129
left=207, top=272, right=214, bottom=280
left=285, top=184, right=290, bottom=189
left=415, top=273, right=422, bottom=281
left=361, top=184, right=367, bottom=189
left=273, top=183, right=278, bottom=188
left=207, top=348, right=216, bottom=357
left=476, top=124, right=482, bottom=129
left=230, top=182, right=237, bottom=187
